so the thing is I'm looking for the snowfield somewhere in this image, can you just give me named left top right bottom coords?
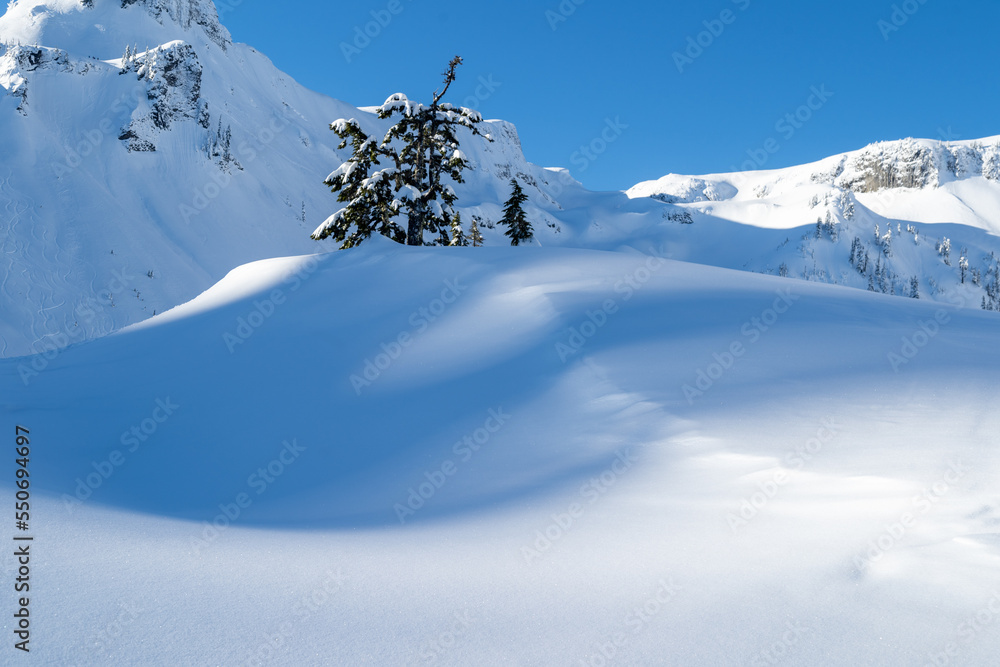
left=4, top=1, right=1000, bottom=360
left=2, top=1, right=1000, bottom=665
left=3, top=240, right=999, bottom=665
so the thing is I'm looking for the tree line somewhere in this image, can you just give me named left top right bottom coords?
left=311, top=57, right=533, bottom=249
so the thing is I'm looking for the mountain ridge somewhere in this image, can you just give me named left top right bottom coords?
left=1, top=0, right=999, bottom=360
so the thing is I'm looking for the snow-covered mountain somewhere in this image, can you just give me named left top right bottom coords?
left=3, top=3, right=1000, bottom=664
left=2, top=0, right=1000, bottom=364
left=0, top=0, right=595, bottom=358
left=628, top=136, right=1000, bottom=308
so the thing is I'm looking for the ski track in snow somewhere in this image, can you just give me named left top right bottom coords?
left=1, top=168, right=109, bottom=358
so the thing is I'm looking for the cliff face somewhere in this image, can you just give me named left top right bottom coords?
left=119, top=0, right=231, bottom=48
left=828, top=137, right=1000, bottom=193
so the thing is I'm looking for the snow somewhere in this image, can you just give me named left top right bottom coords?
left=2, top=3, right=1000, bottom=662
left=3, top=0, right=1000, bottom=359
left=4, top=242, right=1000, bottom=664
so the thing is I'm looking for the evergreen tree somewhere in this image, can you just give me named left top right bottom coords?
left=500, top=179, right=533, bottom=246
left=449, top=212, right=468, bottom=247
left=312, top=56, right=487, bottom=248
left=910, top=276, right=920, bottom=299
left=469, top=215, right=484, bottom=247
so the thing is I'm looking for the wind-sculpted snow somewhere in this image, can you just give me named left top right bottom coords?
left=3, top=242, right=1000, bottom=664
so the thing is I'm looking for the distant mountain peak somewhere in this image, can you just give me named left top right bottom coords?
left=0, top=0, right=230, bottom=54
left=119, top=0, right=229, bottom=48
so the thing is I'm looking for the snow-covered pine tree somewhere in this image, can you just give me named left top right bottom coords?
left=500, top=179, right=533, bottom=246
left=450, top=212, right=468, bottom=247
left=936, top=237, right=952, bottom=266
left=910, top=276, right=920, bottom=299
left=311, top=57, right=488, bottom=249
left=469, top=215, right=484, bottom=247
left=959, top=254, right=969, bottom=284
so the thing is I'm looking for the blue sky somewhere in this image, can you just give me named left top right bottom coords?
left=222, top=0, right=1000, bottom=192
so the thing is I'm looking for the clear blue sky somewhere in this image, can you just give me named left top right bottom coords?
left=222, top=0, right=1000, bottom=192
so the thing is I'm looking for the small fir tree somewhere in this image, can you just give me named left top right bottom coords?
left=469, top=215, right=484, bottom=247
left=312, top=56, right=487, bottom=248
left=449, top=212, right=468, bottom=247
left=500, top=179, right=533, bottom=246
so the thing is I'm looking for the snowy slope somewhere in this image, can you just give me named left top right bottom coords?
left=4, top=2, right=1000, bottom=362
left=628, top=138, right=1000, bottom=306
left=0, top=0, right=608, bottom=359
left=2, top=241, right=999, bottom=665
